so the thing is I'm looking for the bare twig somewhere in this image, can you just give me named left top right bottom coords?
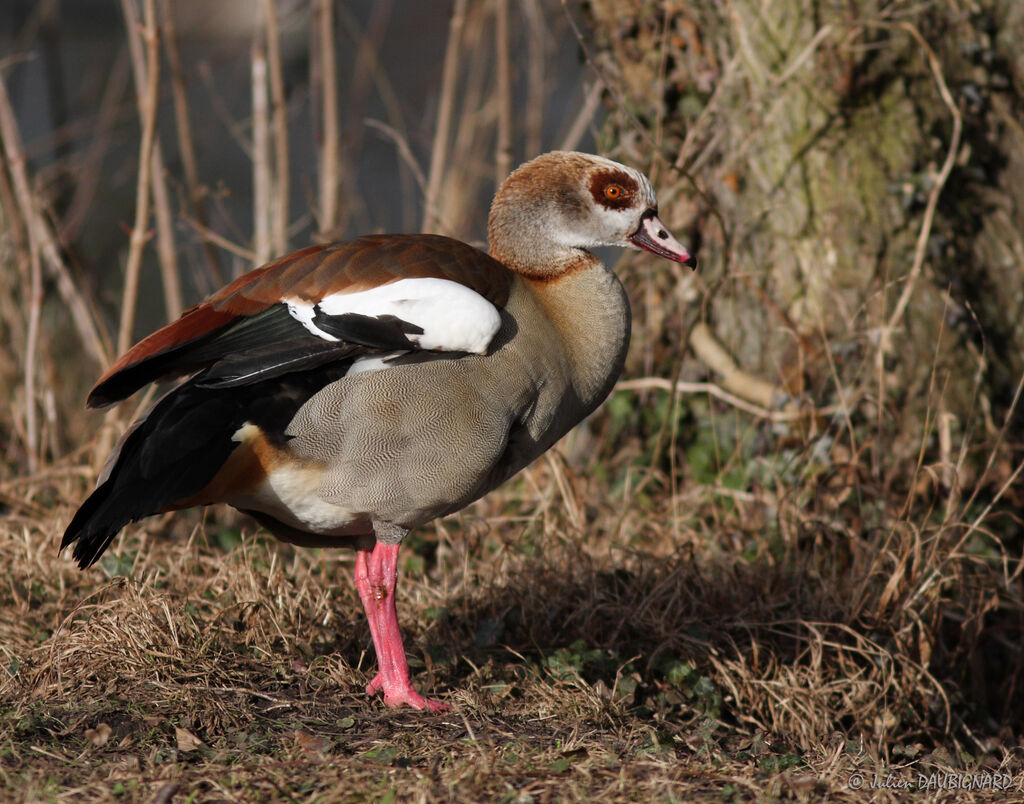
left=559, top=80, right=604, bottom=152
left=876, top=23, right=962, bottom=398
left=339, top=0, right=391, bottom=185
left=198, top=61, right=252, bottom=159
left=560, top=0, right=655, bottom=154
left=150, top=145, right=182, bottom=321
left=772, top=23, right=837, bottom=86
left=956, top=369, right=1024, bottom=527
left=23, top=239, right=42, bottom=470
left=38, top=1, right=70, bottom=187
left=438, top=7, right=490, bottom=239
left=364, top=119, right=427, bottom=196
left=651, top=4, right=672, bottom=155
left=958, top=450, right=1024, bottom=561
left=689, top=322, right=786, bottom=410
left=160, top=0, right=224, bottom=284
left=494, top=0, right=512, bottom=186
left=263, top=0, right=290, bottom=255
left=423, top=0, right=466, bottom=232
left=937, top=407, right=954, bottom=492
left=183, top=217, right=259, bottom=264
left=617, top=374, right=758, bottom=421
left=615, top=377, right=831, bottom=423
left=61, top=46, right=130, bottom=243
left=316, top=0, right=340, bottom=233
left=521, top=0, right=546, bottom=157
left=1, top=49, right=51, bottom=468
left=117, top=0, right=161, bottom=355
left=251, top=40, right=272, bottom=267
left=0, top=133, right=44, bottom=468
left=123, top=0, right=181, bottom=322
left=334, top=3, right=414, bottom=228
left=0, top=136, right=26, bottom=256
left=0, top=75, right=107, bottom=366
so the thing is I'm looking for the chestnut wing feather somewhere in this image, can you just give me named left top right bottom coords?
left=88, top=235, right=513, bottom=408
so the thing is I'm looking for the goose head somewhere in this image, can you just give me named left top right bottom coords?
left=487, top=151, right=691, bottom=279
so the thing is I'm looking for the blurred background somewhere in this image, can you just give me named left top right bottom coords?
left=0, top=0, right=601, bottom=450
left=3, top=0, right=1024, bottom=792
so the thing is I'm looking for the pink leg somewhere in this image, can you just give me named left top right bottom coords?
left=353, top=542, right=448, bottom=712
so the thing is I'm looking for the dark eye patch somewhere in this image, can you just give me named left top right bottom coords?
left=589, top=168, right=638, bottom=210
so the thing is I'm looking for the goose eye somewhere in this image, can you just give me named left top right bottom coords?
left=604, top=184, right=623, bottom=199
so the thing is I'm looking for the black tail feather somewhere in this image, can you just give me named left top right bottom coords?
left=62, top=382, right=251, bottom=568
left=63, top=365, right=352, bottom=569
left=61, top=479, right=127, bottom=568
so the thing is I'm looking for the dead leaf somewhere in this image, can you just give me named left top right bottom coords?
left=293, top=729, right=331, bottom=757
left=151, top=782, right=178, bottom=804
left=175, top=726, right=203, bottom=752
left=85, top=722, right=112, bottom=748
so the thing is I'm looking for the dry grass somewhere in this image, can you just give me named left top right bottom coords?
left=3, top=447, right=1022, bottom=802
left=2, top=1, right=1024, bottom=802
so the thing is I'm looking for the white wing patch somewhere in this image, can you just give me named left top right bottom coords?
left=287, top=300, right=340, bottom=342
left=292, top=277, right=501, bottom=354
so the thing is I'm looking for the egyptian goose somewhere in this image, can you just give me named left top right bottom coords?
left=62, top=151, right=691, bottom=711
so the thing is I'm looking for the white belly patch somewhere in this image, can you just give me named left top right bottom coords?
left=229, top=463, right=363, bottom=536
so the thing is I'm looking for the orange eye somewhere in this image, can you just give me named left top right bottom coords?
left=605, top=184, right=623, bottom=199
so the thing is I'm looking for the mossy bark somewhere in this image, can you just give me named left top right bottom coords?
left=587, top=0, right=1024, bottom=483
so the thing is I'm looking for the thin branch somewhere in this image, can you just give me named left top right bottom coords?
left=263, top=0, right=290, bottom=255
left=494, top=0, right=512, bottom=186
left=955, top=368, right=1024, bottom=526
left=0, top=135, right=26, bottom=256
left=334, top=4, right=413, bottom=228
left=2, top=18, right=54, bottom=467
left=124, top=1, right=181, bottom=322
left=689, top=322, right=785, bottom=410
left=558, top=80, right=604, bottom=152
left=251, top=40, right=271, bottom=267
left=316, top=0, right=340, bottom=233
left=0, top=132, right=44, bottom=469
left=150, top=144, right=182, bottom=321
left=423, top=0, right=467, bottom=232
left=614, top=378, right=834, bottom=423
left=159, top=0, right=200, bottom=210
left=875, top=22, right=963, bottom=431
left=198, top=61, right=253, bottom=159
left=651, top=4, right=672, bottom=157
left=0, top=63, right=107, bottom=366
left=160, top=0, right=224, bottom=284
left=183, top=217, right=259, bottom=264
left=23, top=226, right=42, bottom=471
left=521, top=0, right=546, bottom=157
left=117, top=0, right=161, bottom=355
left=772, top=23, right=837, bottom=85
left=560, top=0, right=655, bottom=154
left=877, top=23, right=962, bottom=360
left=364, top=118, right=427, bottom=196
left=61, top=46, right=130, bottom=242
left=435, top=5, right=490, bottom=239
left=339, top=0, right=392, bottom=183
